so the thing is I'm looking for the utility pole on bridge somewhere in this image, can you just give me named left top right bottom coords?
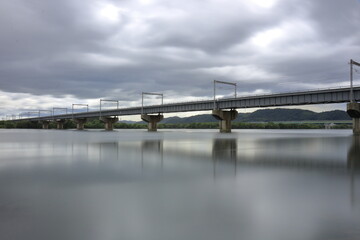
left=141, top=92, right=163, bottom=114
left=212, top=80, right=238, bottom=133
left=213, top=80, right=237, bottom=109
left=99, top=99, right=119, bottom=119
left=141, top=92, right=164, bottom=131
left=348, top=59, right=360, bottom=135
left=71, top=104, right=89, bottom=118
left=350, top=59, right=360, bottom=103
left=99, top=100, right=120, bottom=130
left=38, top=110, right=52, bottom=117
left=53, top=108, right=68, bottom=116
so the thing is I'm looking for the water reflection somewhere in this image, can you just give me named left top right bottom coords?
left=141, top=140, right=163, bottom=171
left=99, top=142, right=119, bottom=162
left=1, top=130, right=360, bottom=240
left=62, top=135, right=360, bottom=175
left=245, top=136, right=348, bottom=169
left=348, top=136, right=360, bottom=170
left=212, top=138, right=237, bottom=178
left=348, top=136, right=360, bottom=207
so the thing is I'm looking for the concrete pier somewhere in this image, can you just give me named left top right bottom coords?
left=55, top=119, right=65, bottom=129
left=141, top=114, right=164, bottom=132
left=347, top=103, right=360, bottom=135
left=41, top=121, right=50, bottom=129
left=100, top=117, right=119, bottom=131
left=212, top=109, right=238, bottom=133
left=74, top=118, right=87, bottom=130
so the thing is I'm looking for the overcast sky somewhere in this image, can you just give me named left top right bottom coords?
left=1, top=0, right=360, bottom=118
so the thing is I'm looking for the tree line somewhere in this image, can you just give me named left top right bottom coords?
left=0, top=120, right=351, bottom=129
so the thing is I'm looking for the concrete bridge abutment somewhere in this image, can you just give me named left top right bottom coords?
left=41, top=121, right=50, bottom=129
left=347, top=103, right=360, bottom=135
left=100, top=117, right=118, bottom=131
left=212, top=109, right=238, bottom=133
left=141, top=114, right=164, bottom=132
left=55, top=119, right=65, bottom=129
left=74, top=118, right=87, bottom=130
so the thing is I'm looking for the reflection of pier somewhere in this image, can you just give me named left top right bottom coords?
left=347, top=136, right=360, bottom=169
left=66, top=137, right=360, bottom=172
left=212, top=138, right=237, bottom=160
left=212, top=138, right=237, bottom=178
left=60, top=136, right=360, bottom=206
left=347, top=136, right=360, bottom=207
left=99, top=142, right=119, bottom=162
left=141, top=140, right=163, bottom=171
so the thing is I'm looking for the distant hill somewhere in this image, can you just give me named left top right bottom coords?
left=158, top=108, right=351, bottom=124
left=120, top=120, right=137, bottom=124
left=162, top=114, right=215, bottom=124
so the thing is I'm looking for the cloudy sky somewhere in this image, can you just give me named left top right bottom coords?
left=1, top=0, right=360, bottom=119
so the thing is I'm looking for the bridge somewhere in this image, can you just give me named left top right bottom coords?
left=6, top=86, right=360, bottom=134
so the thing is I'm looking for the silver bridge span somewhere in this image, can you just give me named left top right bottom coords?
left=16, top=86, right=360, bottom=122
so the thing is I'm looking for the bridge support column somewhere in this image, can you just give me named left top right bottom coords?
left=74, top=118, right=87, bottom=130
left=141, top=114, right=164, bottom=132
left=100, top=117, right=118, bottom=131
left=41, top=121, right=50, bottom=129
left=212, top=109, right=238, bottom=133
left=55, top=119, right=65, bottom=129
left=347, top=103, right=360, bottom=135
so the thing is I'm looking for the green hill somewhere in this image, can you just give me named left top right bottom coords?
left=159, top=109, right=351, bottom=124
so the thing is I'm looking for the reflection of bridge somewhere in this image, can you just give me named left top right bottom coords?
left=7, top=86, right=360, bottom=134
left=107, top=137, right=360, bottom=171
left=64, top=137, right=360, bottom=176
left=144, top=136, right=360, bottom=204
left=65, top=136, right=360, bottom=203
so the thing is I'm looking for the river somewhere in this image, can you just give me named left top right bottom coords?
left=0, top=129, right=359, bottom=240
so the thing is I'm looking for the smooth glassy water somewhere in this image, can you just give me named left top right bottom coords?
left=0, top=129, right=359, bottom=240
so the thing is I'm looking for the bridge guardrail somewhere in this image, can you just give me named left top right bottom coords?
left=5, top=85, right=360, bottom=122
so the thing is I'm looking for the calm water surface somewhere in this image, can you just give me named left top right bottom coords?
left=0, top=129, right=360, bottom=240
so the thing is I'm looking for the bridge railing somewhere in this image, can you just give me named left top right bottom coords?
left=5, top=85, right=360, bottom=121
left=129, top=85, right=360, bottom=109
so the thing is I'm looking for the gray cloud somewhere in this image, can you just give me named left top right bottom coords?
left=0, top=0, right=360, bottom=114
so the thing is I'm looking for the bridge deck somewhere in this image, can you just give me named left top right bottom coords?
left=14, top=86, right=360, bottom=121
